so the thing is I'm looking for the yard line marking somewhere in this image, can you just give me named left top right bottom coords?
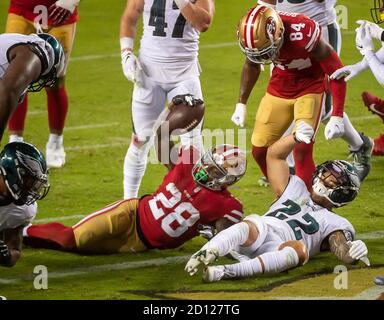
left=358, top=230, right=384, bottom=240
left=0, top=256, right=190, bottom=285
left=65, top=122, right=119, bottom=131
left=349, top=115, right=377, bottom=122
left=66, top=142, right=128, bottom=151
left=70, top=42, right=238, bottom=62
left=35, top=215, right=86, bottom=223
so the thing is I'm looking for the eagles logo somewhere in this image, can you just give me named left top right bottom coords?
left=16, top=150, right=46, bottom=179
left=266, top=17, right=276, bottom=38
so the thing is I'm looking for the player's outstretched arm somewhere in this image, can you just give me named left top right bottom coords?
left=0, top=46, right=42, bottom=141
left=176, top=0, right=215, bottom=32
left=267, top=122, right=314, bottom=197
left=0, top=227, right=23, bottom=267
left=328, top=230, right=370, bottom=266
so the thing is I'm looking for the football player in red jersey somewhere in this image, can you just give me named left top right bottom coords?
left=5, top=0, right=80, bottom=168
left=23, top=142, right=246, bottom=254
left=231, top=5, right=347, bottom=190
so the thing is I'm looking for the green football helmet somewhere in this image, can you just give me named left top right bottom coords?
left=28, top=33, right=65, bottom=92
left=0, top=142, right=50, bottom=205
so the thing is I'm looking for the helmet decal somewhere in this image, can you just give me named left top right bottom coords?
left=16, top=150, right=45, bottom=177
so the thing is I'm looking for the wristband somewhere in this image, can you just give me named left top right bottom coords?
left=120, top=37, right=134, bottom=51
left=174, top=0, right=190, bottom=10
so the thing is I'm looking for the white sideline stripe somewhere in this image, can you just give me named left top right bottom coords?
left=0, top=256, right=189, bottom=285
left=276, top=286, right=383, bottom=300
left=65, top=122, right=119, bottom=131
left=70, top=42, right=237, bottom=62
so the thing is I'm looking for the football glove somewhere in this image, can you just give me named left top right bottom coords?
left=293, top=121, right=314, bottom=144
left=231, top=103, right=247, bottom=127
left=121, top=50, right=143, bottom=86
left=330, top=63, right=366, bottom=82
left=185, top=248, right=219, bottom=276
left=348, top=240, right=370, bottom=266
left=357, top=20, right=384, bottom=41
left=0, top=240, right=11, bottom=266
left=197, top=224, right=216, bottom=241
left=356, top=24, right=375, bottom=56
left=324, top=116, right=344, bottom=140
left=49, top=0, right=79, bottom=25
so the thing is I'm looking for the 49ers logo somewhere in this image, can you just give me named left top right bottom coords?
left=265, top=17, right=276, bottom=38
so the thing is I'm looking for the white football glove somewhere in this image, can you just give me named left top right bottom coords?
left=294, top=121, right=314, bottom=144
left=197, top=224, right=215, bottom=241
left=185, top=248, right=219, bottom=276
left=49, top=0, right=79, bottom=25
left=324, top=116, right=344, bottom=140
left=356, top=24, right=375, bottom=56
left=330, top=63, right=366, bottom=82
left=348, top=240, right=370, bottom=266
left=231, top=103, right=247, bottom=127
left=121, top=50, right=142, bottom=86
left=357, top=20, right=384, bottom=41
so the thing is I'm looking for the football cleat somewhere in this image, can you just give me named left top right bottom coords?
left=203, top=266, right=236, bottom=283
left=362, top=91, right=384, bottom=123
left=258, top=176, right=270, bottom=187
left=373, top=134, right=384, bottom=156
left=46, top=141, right=66, bottom=168
left=349, top=133, right=374, bottom=181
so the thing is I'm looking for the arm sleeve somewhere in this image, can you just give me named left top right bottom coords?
left=223, top=198, right=243, bottom=223
left=365, top=50, right=384, bottom=86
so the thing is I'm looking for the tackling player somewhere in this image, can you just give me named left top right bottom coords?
left=0, top=142, right=50, bottom=267
left=120, top=0, right=214, bottom=199
left=185, top=121, right=370, bottom=282
left=237, top=0, right=373, bottom=183
left=0, top=33, right=65, bottom=141
left=5, top=0, right=80, bottom=168
left=230, top=5, right=348, bottom=191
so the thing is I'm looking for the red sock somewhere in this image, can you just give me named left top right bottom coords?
left=8, top=95, right=28, bottom=132
left=293, top=142, right=315, bottom=190
left=46, top=86, right=68, bottom=132
left=252, top=146, right=268, bottom=178
left=24, top=222, right=77, bottom=252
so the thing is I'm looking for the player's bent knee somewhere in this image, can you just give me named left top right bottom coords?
left=279, top=241, right=309, bottom=266
left=131, top=134, right=149, bottom=148
left=243, top=221, right=259, bottom=247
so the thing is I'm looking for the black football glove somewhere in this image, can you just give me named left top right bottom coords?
left=0, top=240, right=11, bottom=266
left=172, top=94, right=204, bottom=107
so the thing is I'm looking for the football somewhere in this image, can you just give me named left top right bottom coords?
left=165, top=94, right=205, bottom=135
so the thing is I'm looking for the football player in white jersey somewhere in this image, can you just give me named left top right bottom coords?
left=0, top=142, right=49, bottom=267
left=0, top=33, right=65, bottom=142
left=185, top=121, right=370, bottom=282
left=119, top=0, right=214, bottom=199
left=232, top=0, right=373, bottom=183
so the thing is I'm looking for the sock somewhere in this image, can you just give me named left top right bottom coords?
left=202, top=222, right=250, bottom=257
left=123, top=142, right=149, bottom=199
left=252, top=146, right=268, bottom=178
left=48, top=133, right=64, bottom=146
left=293, top=142, right=315, bottom=190
left=46, top=86, right=68, bottom=132
left=341, top=112, right=363, bottom=151
left=224, top=247, right=299, bottom=278
left=23, top=222, right=77, bottom=251
left=8, top=95, right=28, bottom=132
left=9, top=135, right=24, bottom=143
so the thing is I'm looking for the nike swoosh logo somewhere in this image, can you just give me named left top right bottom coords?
left=369, top=104, right=384, bottom=116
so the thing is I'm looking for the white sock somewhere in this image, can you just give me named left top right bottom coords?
left=341, top=113, right=363, bottom=151
left=203, top=222, right=250, bottom=257
left=224, top=247, right=299, bottom=278
left=9, top=135, right=24, bottom=143
left=123, top=143, right=149, bottom=199
left=48, top=134, right=63, bottom=146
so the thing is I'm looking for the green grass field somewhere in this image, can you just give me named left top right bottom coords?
left=0, top=0, right=383, bottom=300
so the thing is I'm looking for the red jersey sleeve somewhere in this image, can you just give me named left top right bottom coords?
left=222, top=193, right=244, bottom=224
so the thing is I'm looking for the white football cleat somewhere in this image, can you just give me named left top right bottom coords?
left=46, top=141, right=66, bottom=168
left=203, top=266, right=235, bottom=283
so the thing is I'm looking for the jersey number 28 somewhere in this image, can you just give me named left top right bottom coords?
left=149, top=183, right=200, bottom=237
